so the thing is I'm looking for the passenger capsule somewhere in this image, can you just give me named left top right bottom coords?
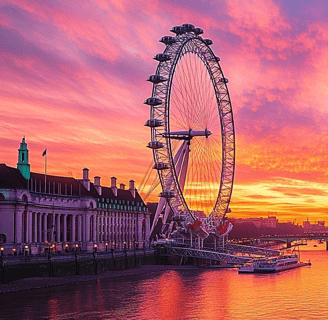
left=153, top=53, right=171, bottom=62
left=144, top=119, right=164, bottom=127
left=170, top=26, right=186, bottom=35
left=153, top=162, right=169, bottom=170
left=210, top=56, right=220, bottom=62
left=147, top=141, right=164, bottom=149
left=203, top=39, right=213, bottom=46
left=159, top=36, right=176, bottom=45
left=181, top=24, right=195, bottom=32
left=173, top=215, right=186, bottom=222
left=147, top=75, right=167, bottom=84
left=159, top=190, right=175, bottom=198
left=194, top=27, right=204, bottom=35
left=144, top=97, right=162, bottom=106
left=219, top=77, right=229, bottom=84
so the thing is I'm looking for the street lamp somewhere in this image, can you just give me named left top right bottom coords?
left=105, top=242, right=108, bottom=251
left=0, top=247, right=4, bottom=256
left=93, top=243, right=98, bottom=253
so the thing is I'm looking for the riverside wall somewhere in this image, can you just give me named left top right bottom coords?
left=0, top=249, right=155, bottom=284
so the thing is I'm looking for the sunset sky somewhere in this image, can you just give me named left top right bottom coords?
left=1, top=0, right=327, bottom=223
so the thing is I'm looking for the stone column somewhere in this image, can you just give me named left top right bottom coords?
left=15, top=210, right=23, bottom=244
left=33, top=212, right=37, bottom=243
left=28, top=211, right=33, bottom=243
left=106, top=215, right=109, bottom=241
left=43, top=213, right=48, bottom=242
left=145, top=212, right=151, bottom=245
left=92, top=215, right=97, bottom=242
left=77, top=215, right=82, bottom=242
left=63, top=214, right=67, bottom=242
left=71, top=215, right=76, bottom=242
left=136, top=213, right=144, bottom=246
left=25, top=211, right=29, bottom=243
left=38, top=213, right=42, bottom=242
left=56, top=214, right=61, bottom=243
left=85, top=214, right=90, bottom=242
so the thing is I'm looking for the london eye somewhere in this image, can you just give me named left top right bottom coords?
left=145, top=24, right=235, bottom=240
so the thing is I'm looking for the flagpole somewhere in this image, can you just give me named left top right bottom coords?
left=44, top=149, right=47, bottom=193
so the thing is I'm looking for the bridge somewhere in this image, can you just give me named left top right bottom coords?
left=260, top=234, right=328, bottom=250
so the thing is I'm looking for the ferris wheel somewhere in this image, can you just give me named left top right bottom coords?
left=145, top=24, right=235, bottom=239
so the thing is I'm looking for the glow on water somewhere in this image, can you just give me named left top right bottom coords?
left=0, top=242, right=327, bottom=319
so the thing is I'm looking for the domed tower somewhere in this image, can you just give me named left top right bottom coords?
left=17, top=136, right=30, bottom=180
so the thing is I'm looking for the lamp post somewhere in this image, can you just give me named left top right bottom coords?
left=105, top=242, right=108, bottom=252
left=123, top=241, right=127, bottom=269
left=93, top=243, right=98, bottom=253
left=0, top=247, right=4, bottom=257
left=74, top=244, right=79, bottom=275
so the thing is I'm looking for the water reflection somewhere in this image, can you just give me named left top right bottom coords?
left=0, top=243, right=327, bottom=319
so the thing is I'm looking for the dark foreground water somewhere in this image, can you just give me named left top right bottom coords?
left=1, top=241, right=328, bottom=320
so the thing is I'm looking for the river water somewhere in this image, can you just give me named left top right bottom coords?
left=1, top=241, right=327, bottom=320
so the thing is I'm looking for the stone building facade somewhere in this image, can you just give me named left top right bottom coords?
left=0, top=138, right=150, bottom=254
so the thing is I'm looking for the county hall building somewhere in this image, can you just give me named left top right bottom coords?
left=0, top=138, right=150, bottom=254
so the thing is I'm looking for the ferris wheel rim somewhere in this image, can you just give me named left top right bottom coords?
left=147, top=25, right=235, bottom=224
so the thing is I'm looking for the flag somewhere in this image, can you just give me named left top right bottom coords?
left=42, top=149, right=47, bottom=157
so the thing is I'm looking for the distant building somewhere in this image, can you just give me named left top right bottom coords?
left=230, top=216, right=278, bottom=229
left=303, top=219, right=327, bottom=234
left=0, top=138, right=150, bottom=254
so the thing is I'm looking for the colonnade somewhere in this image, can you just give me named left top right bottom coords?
left=18, top=210, right=139, bottom=249
left=21, top=211, right=86, bottom=244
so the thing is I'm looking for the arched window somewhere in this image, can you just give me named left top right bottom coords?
left=90, top=202, right=94, bottom=209
left=22, top=195, right=28, bottom=203
left=0, top=194, right=5, bottom=201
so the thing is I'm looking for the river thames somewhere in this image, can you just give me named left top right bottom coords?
left=0, top=241, right=327, bottom=320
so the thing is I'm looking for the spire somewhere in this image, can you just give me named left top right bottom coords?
left=17, top=136, right=30, bottom=180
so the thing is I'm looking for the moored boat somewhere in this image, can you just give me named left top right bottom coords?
left=238, top=254, right=311, bottom=274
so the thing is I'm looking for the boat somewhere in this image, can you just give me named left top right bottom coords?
left=238, top=254, right=311, bottom=274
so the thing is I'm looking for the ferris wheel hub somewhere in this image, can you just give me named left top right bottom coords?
left=162, top=129, right=212, bottom=140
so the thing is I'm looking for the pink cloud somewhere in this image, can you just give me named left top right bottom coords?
left=1, top=0, right=328, bottom=222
